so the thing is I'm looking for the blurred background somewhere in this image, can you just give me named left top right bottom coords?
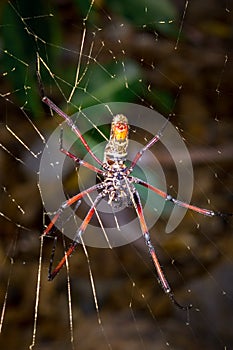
left=0, top=0, right=233, bottom=349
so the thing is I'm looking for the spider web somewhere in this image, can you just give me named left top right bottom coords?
left=0, top=1, right=233, bottom=349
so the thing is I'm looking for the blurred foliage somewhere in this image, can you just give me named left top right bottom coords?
left=1, top=0, right=178, bottom=119
left=105, top=0, right=178, bottom=35
left=70, top=60, right=144, bottom=109
left=74, top=0, right=178, bottom=34
left=1, top=0, right=61, bottom=118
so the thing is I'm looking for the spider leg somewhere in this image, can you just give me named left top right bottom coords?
left=132, top=190, right=192, bottom=310
left=59, top=127, right=104, bottom=175
left=42, top=183, right=103, bottom=237
left=48, top=191, right=105, bottom=280
left=131, top=176, right=233, bottom=218
left=42, top=96, right=103, bottom=166
left=129, top=118, right=170, bottom=170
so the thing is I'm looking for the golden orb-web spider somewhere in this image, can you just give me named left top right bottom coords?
left=41, top=96, right=232, bottom=311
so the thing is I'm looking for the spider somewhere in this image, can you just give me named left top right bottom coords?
left=41, top=96, right=232, bottom=310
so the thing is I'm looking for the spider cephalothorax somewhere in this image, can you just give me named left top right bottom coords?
left=102, top=160, right=134, bottom=208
